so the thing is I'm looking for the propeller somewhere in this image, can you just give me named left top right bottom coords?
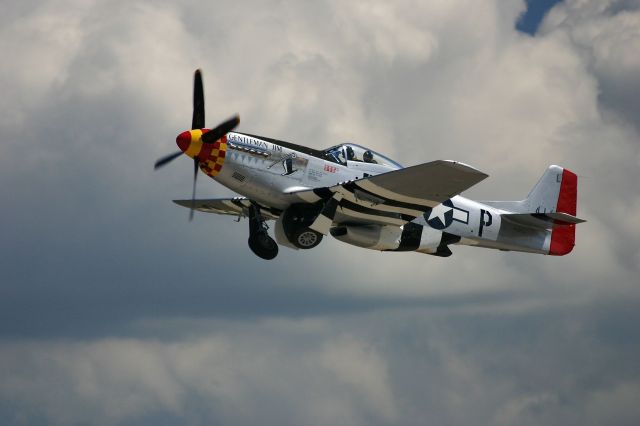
left=201, top=115, right=240, bottom=144
left=192, top=69, right=205, bottom=130
left=190, top=157, right=198, bottom=221
left=153, top=70, right=206, bottom=171
left=153, top=69, right=240, bottom=220
left=154, top=151, right=183, bottom=170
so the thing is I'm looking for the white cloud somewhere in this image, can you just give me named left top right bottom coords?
left=1, top=0, right=640, bottom=424
left=0, top=0, right=637, bottom=320
left=0, top=321, right=396, bottom=426
left=0, top=2, right=87, bottom=129
left=2, top=308, right=639, bottom=425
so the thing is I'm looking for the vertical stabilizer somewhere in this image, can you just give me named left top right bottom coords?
left=525, top=165, right=565, bottom=213
left=524, top=165, right=578, bottom=255
left=482, top=165, right=577, bottom=215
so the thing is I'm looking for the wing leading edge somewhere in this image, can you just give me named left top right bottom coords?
left=173, top=198, right=281, bottom=220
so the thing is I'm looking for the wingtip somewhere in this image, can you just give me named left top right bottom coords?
left=441, top=160, right=489, bottom=178
left=172, top=199, right=190, bottom=207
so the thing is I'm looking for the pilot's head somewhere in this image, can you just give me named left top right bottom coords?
left=363, top=150, right=374, bottom=163
left=346, top=146, right=355, bottom=161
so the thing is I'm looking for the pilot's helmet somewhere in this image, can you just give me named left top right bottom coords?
left=363, top=150, right=374, bottom=163
left=346, top=146, right=355, bottom=161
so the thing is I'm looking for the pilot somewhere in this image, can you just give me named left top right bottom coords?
left=346, top=146, right=356, bottom=161
left=363, top=150, right=377, bottom=163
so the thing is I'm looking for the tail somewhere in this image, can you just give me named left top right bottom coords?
left=483, top=165, right=583, bottom=256
left=525, top=165, right=576, bottom=215
left=528, top=165, right=579, bottom=256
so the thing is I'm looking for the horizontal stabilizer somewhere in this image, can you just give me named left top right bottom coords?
left=502, top=212, right=586, bottom=229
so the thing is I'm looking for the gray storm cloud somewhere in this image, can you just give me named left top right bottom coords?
left=0, top=0, right=639, bottom=424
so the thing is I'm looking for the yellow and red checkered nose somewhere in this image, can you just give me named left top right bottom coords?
left=175, top=129, right=227, bottom=177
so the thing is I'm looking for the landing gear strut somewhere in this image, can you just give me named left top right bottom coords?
left=248, top=203, right=279, bottom=260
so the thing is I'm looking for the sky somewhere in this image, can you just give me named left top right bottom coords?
left=516, top=0, right=563, bottom=34
left=1, top=0, right=639, bottom=425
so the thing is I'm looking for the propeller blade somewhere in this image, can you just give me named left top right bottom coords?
left=192, top=69, right=205, bottom=130
left=189, top=158, right=199, bottom=221
left=154, top=151, right=183, bottom=170
left=201, top=115, right=240, bottom=144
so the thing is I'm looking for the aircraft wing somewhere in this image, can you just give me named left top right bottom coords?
left=173, top=197, right=281, bottom=220
left=290, top=160, right=488, bottom=227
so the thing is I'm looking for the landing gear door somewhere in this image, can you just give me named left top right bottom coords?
left=274, top=214, right=299, bottom=250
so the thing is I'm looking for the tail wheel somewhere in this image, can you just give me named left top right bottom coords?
left=293, top=228, right=323, bottom=249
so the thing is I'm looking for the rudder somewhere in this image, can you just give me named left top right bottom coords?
left=547, top=167, right=578, bottom=255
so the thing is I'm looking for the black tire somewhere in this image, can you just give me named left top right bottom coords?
left=248, top=233, right=279, bottom=260
left=292, top=228, right=323, bottom=249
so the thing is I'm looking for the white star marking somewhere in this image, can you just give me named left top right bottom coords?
left=429, top=204, right=452, bottom=224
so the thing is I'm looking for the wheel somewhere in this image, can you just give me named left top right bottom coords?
left=248, top=233, right=279, bottom=260
left=292, top=228, right=323, bottom=249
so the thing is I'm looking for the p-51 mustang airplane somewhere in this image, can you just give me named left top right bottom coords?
left=155, top=70, right=585, bottom=260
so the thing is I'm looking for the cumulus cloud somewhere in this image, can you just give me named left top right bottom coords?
left=2, top=306, right=639, bottom=425
left=1, top=0, right=640, bottom=424
left=543, top=0, right=640, bottom=126
left=0, top=319, right=397, bottom=425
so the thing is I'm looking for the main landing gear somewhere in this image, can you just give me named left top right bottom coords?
left=248, top=203, right=279, bottom=260
left=281, top=203, right=324, bottom=250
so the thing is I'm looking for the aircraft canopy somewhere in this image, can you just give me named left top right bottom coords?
left=323, top=143, right=402, bottom=169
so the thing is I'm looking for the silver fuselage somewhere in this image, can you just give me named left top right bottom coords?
left=212, top=132, right=550, bottom=254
